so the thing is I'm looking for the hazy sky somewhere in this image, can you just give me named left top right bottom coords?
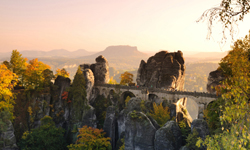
left=1, top=0, right=250, bottom=53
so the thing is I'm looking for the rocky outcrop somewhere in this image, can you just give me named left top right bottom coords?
left=191, top=119, right=209, bottom=150
left=0, top=121, right=18, bottom=150
left=80, top=55, right=109, bottom=102
left=83, top=68, right=95, bottom=101
left=52, top=75, right=71, bottom=126
left=154, top=121, right=183, bottom=150
left=103, top=106, right=118, bottom=150
left=136, top=51, right=185, bottom=90
left=207, top=70, right=225, bottom=94
left=125, top=112, right=157, bottom=150
left=94, top=55, right=109, bottom=84
left=191, top=119, right=209, bottom=140
left=176, top=98, right=193, bottom=126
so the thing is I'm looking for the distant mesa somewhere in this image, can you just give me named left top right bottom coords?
left=136, top=50, right=185, bottom=90
left=79, top=45, right=149, bottom=60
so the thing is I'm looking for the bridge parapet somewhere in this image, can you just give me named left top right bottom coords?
left=94, top=83, right=219, bottom=98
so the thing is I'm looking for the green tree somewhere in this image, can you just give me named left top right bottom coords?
left=19, top=116, right=67, bottom=150
left=67, top=125, right=111, bottom=150
left=10, top=50, right=26, bottom=85
left=42, top=69, right=54, bottom=88
left=197, top=31, right=250, bottom=149
left=120, top=71, right=133, bottom=85
left=71, top=66, right=87, bottom=121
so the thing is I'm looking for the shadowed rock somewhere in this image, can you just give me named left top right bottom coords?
left=207, top=70, right=225, bottom=94
left=154, top=121, right=183, bottom=150
left=125, top=112, right=157, bottom=150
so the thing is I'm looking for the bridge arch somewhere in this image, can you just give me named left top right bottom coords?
left=119, top=91, right=135, bottom=111
left=148, top=94, right=161, bottom=104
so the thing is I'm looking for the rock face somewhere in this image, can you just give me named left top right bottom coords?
left=191, top=119, right=209, bottom=140
left=176, top=97, right=193, bottom=126
left=94, top=55, right=109, bottom=84
left=207, top=70, right=225, bottom=94
left=0, top=121, right=18, bottom=150
left=154, top=121, right=183, bottom=150
left=103, top=106, right=118, bottom=150
left=125, top=112, right=157, bottom=150
left=136, top=51, right=185, bottom=90
left=83, top=68, right=95, bottom=101
left=80, top=55, right=109, bottom=102
left=191, top=119, right=209, bottom=150
left=52, top=76, right=71, bottom=126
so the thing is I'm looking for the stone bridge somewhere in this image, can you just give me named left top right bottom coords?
left=94, top=83, right=219, bottom=116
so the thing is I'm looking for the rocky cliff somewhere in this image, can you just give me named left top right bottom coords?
left=136, top=51, right=185, bottom=90
left=207, top=70, right=225, bottom=94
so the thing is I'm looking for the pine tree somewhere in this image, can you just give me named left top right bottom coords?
left=71, top=66, right=87, bottom=121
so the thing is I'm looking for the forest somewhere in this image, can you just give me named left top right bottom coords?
left=1, top=0, right=250, bottom=149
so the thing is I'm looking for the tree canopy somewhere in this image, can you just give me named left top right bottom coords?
left=120, top=71, right=133, bottom=85
left=197, top=30, right=250, bottom=149
left=55, top=68, right=70, bottom=78
left=0, top=64, right=18, bottom=131
left=71, top=66, right=87, bottom=121
left=198, top=0, right=250, bottom=41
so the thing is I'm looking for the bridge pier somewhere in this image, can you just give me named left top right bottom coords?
left=197, top=103, right=207, bottom=119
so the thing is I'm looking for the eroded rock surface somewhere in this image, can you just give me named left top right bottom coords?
left=154, top=121, right=182, bottom=150
left=191, top=119, right=210, bottom=150
left=136, top=51, right=185, bottom=90
left=103, top=106, right=118, bottom=150
left=125, top=112, right=157, bottom=150
left=207, top=70, right=225, bottom=94
left=0, top=121, right=18, bottom=150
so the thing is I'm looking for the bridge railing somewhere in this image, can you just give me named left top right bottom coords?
left=94, top=83, right=219, bottom=98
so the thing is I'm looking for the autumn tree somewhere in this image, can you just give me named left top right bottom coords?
left=120, top=71, right=133, bottom=85
left=71, top=66, right=87, bottom=121
left=67, top=125, right=111, bottom=150
left=23, top=58, right=51, bottom=90
left=197, top=31, right=250, bottom=149
left=42, top=69, right=54, bottom=88
left=198, top=0, right=250, bottom=41
left=55, top=68, right=69, bottom=78
left=108, top=76, right=118, bottom=84
left=0, top=64, right=18, bottom=131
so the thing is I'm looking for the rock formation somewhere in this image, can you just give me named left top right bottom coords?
left=82, top=68, right=95, bottom=101
left=191, top=119, right=210, bottom=150
left=103, top=106, right=118, bottom=150
left=125, top=112, right=157, bottom=150
left=136, top=51, right=185, bottom=90
left=0, top=120, right=18, bottom=150
left=207, top=69, right=225, bottom=94
left=80, top=55, right=109, bottom=102
left=154, top=121, right=183, bottom=150
left=176, top=97, right=193, bottom=126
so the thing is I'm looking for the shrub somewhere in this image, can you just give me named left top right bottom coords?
left=67, top=125, right=111, bottom=150
left=19, top=115, right=67, bottom=150
left=149, top=102, right=170, bottom=127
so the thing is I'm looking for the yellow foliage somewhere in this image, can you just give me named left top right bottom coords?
left=67, top=125, right=111, bottom=150
left=120, top=71, right=133, bottom=85
left=150, top=102, right=170, bottom=127
left=125, top=96, right=131, bottom=106
left=55, top=68, right=69, bottom=78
